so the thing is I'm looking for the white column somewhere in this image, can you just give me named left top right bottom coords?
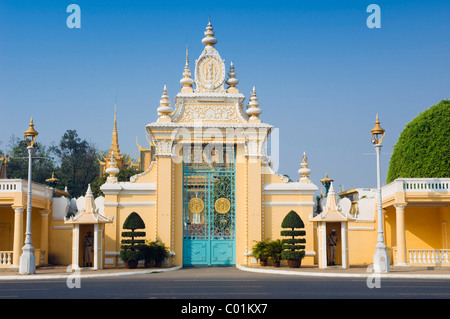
left=320, top=221, right=327, bottom=269
left=341, top=221, right=348, bottom=269
left=11, top=206, right=24, bottom=268
left=72, top=224, right=80, bottom=269
left=395, top=205, right=408, bottom=266
left=93, top=224, right=98, bottom=270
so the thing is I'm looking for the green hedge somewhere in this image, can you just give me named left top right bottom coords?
left=280, top=210, right=306, bottom=261
left=387, top=100, right=450, bottom=183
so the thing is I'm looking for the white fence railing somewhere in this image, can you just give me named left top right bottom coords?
left=408, top=249, right=450, bottom=265
left=403, top=179, right=450, bottom=192
left=0, top=251, right=13, bottom=266
left=0, top=179, right=53, bottom=198
left=383, top=178, right=450, bottom=199
left=0, top=180, right=22, bottom=192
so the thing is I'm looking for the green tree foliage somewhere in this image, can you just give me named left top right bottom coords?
left=50, top=130, right=99, bottom=197
left=120, top=212, right=146, bottom=261
left=6, top=137, right=55, bottom=184
left=281, top=210, right=306, bottom=261
left=387, top=100, right=450, bottom=183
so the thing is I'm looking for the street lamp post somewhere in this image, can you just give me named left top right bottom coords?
left=19, top=118, right=39, bottom=275
left=371, top=114, right=390, bottom=273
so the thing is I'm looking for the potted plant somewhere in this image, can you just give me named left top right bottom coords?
left=119, top=250, right=141, bottom=269
left=120, top=212, right=146, bottom=269
left=267, top=239, right=283, bottom=267
left=252, top=239, right=271, bottom=266
left=281, top=210, right=306, bottom=268
left=142, top=242, right=156, bottom=268
left=153, top=241, right=169, bottom=267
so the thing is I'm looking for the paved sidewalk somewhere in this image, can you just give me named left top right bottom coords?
left=237, top=264, right=450, bottom=279
left=0, top=265, right=182, bottom=280
left=1, top=264, right=450, bottom=280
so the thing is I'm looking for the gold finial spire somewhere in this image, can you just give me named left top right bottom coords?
left=110, top=105, right=121, bottom=158
left=106, top=105, right=124, bottom=171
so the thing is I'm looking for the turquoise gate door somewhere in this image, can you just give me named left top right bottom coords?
left=182, top=145, right=236, bottom=266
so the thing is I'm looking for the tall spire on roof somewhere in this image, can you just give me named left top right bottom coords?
left=180, top=44, right=194, bottom=93
left=107, top=104, right=124, bottom=169
left=109, top=105, right=121, bottom=157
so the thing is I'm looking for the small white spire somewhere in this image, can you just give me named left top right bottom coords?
left=202, top=18, right=218, bottom=47
left=298, top=151, right=312, bottom=182
left=246, top=86, right=262, bottom=122
left=226, top=61, right=239, bottom=92
left=180, top=44, right=194, bottom=92
left=157, top=84, right=173, bottom=121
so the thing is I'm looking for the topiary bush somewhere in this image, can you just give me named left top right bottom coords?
left=387, top=100, right=450, bottom=183
left=281, top=210, right=306, bottom=268
left=120, top=212, right=146, bottom=268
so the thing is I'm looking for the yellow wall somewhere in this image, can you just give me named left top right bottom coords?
left=385, top=205, right=450, bottom=251
left=0, top=207, right=15, bottom=251
left=48, top=220, right=72, bottom=265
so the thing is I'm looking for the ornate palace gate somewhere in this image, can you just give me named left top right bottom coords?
left=182, top=145, right=236, bottom=266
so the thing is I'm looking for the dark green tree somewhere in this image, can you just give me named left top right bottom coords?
left=6, top=136, right=55, bottom=183
left=387, top=100, right=450, bottom=183
left=120, top=212, right=146, bottom=266
left=281, top=210, right=306, bottom=267
left=50, top=130, right=99, bottom=197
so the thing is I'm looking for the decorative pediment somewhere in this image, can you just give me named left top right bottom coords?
left=195, top=47, right=226, bottom=93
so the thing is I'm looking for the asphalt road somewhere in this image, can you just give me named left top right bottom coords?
left=1, top=267, right=448, bottom=316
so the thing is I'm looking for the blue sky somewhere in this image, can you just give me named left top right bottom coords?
left=1, top=0, right=449, bottom=192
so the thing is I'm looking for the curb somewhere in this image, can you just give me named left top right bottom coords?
left=0, top=265, right=182, bottom=280
left=236, top=265, right=450, bottom=279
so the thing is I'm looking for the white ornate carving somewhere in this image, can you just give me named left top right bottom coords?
left=244, top=139, right=266, bottom=157
left=154, top=139, right=174, bottom=157
left=179, top=104, right=240, bottom=122
left=195, top=47, right=226, bottom=92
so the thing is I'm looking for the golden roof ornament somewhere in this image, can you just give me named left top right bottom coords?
left=320, top=173, right=334, bottom=197
left=45, top=172, right=60, bottom=187
left=108, top=106, right=123, bottom=160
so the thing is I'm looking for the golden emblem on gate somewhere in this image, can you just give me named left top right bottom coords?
left=215, top=198, right=231, bottom=214
left=188, top=197, right=204, bottom=214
